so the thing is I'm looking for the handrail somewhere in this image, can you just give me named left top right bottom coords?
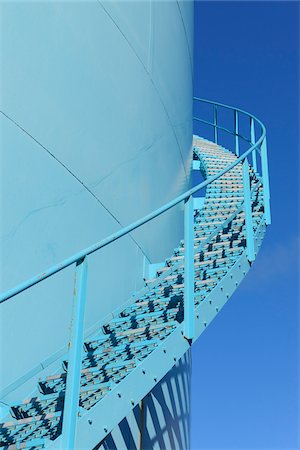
left=193, top=97, right=266, bottom=150
left=1, top=97, right=271, bottom=448
left=194, top=116, right=252, bottom=144
left=0, top=98, right=267, bottom=305
left=194, top=96, right=266, bottom=125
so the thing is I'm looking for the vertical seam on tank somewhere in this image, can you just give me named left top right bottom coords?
left=147, top=1, right=154, bottom=73
left=176, top=0, right=194, bottom=83
left=97, top=0, right=189, bottom=181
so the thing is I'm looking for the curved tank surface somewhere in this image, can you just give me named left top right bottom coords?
left=0, top=0, right=194, bottom=448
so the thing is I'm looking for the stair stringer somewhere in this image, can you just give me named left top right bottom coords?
left=47, top=217, right=266, bottom=450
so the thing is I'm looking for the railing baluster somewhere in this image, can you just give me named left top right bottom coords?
left=61, top=257, right=88, bottom=450
left=213, top=104, right=218, bottom=144
left=242, top=159, right=255, bottom=262
left=261, top=137, right=271, bottom=225
left=250, top=117, right=257, bottom=172
left=184, top=195, right=195, bottom=340
left=234, top=109, right=239, bottom=156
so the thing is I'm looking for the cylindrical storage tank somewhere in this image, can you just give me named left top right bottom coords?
left=0, top=1, right=194, bottom=448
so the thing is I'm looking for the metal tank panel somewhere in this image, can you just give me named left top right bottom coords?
left=0, top=2, right=194, bottom=437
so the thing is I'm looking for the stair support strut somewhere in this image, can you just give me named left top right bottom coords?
left=213, top=104, right=218, bottom=144
left=242, top=159, right=255, bottom=262
left=61, top=257, right=88, bottom=450
left=234, top=110, right=239, bottom=157
left=250, top=117, right=257, bottom=173
left=184, top=195, right=195, bottom=340
left=261, top=137, right=271, bottom=225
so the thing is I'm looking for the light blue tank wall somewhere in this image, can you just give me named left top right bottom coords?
left=0, top=0, right=194, bottom=414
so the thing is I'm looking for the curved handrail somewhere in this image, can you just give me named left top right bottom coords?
left=194, top=116, right=252, bottom=144
left=194, top=97, right=265, bottom=124
left=0, top=97, right=271, bottom=448
left=0, top=98, right=269, bottom=304
left=193, top=97, right=267, bottom=154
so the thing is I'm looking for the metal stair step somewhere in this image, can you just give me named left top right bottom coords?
left=10, top=393, right=65, bottom=420
left=39, top=341, right=159, bottom=395
left=0, top=412, right=62, bottom=446
left=102, top=310, right=180, bottom=334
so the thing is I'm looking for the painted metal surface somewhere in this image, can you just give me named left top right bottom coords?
left=47, top=217, right=267, bottom=450
left=0, top=0, right=193, bottom=391
left=1, top=99, right=269, bottom=306
left=234, top=109, right=239, bottom=156
left=0, top=95, right=270, bottom=448
left=250, top=116, right=258, bottom=172
left=261, top=137, right=272, bottom=225
left=0, top=134, right=265, bottom=304
left=183, top=196, right=195, bottom=340
left=96, top=351, right=191, bottom=450
left=242, top=158, right=255, bottom=262
left=213, top=104, right=218, bottom=144
left=60, top=258, right=88, bottom=450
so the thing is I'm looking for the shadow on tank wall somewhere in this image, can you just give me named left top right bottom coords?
left=95, top=350, right=191, bottom=450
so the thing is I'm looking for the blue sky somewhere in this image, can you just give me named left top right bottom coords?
left=191, top=2, right=299, bottom=449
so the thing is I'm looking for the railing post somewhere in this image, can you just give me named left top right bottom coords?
left=250, top=117, right=257, bottom=172
left=242, top=158, right=255, bottom=262
left=184, top=195, right=195, bottom=340
left=213, top=104, right=218, bottom=144
left=234, top=109, right=239, bottom=157
left=261, top=136, right=271, bottom=225
left=61, top=257, right=88, bottom=450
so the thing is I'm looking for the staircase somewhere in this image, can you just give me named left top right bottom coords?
left=0, top=133, right=269, bottom=449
